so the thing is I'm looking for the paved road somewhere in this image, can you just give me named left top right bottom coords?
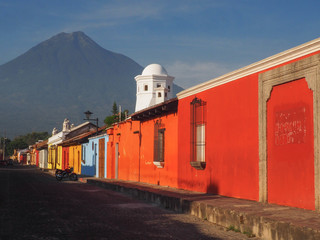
left=0, top=165, right=255, bottom=240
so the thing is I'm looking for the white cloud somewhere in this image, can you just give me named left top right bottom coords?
left=166, top=61, right=234, bottom=89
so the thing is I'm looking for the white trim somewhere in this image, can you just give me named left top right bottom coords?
left=70, top=121, right=93, bottom=131
left=135, top=75, right=174, bottom=81
left=88, top=133, right=107, bottom=140
left=177, top=37, right=320, bottom=99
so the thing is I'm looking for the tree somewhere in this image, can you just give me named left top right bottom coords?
left=104, top=102, right=129, bottom=127
left=5, top=131, right=49, bottom=156
left=112, top=101, right=118, bottom=115
left=104, top=115, right=118, bottom=128
left=0, top=137, right=11, bottom=157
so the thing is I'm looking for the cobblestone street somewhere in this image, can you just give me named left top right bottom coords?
left=0, top=165, right=255, bottom=240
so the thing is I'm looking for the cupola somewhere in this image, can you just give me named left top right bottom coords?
left=135, top=64, right=174, bottom=112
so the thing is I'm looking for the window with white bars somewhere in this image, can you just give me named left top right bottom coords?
left=190, top=97, right=206, bottom=169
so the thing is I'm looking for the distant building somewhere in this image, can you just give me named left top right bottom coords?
left=135, top=64, right=174, bottom=112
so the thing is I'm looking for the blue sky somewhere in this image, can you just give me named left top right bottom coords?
left=1, top=0, right=320, bottom=88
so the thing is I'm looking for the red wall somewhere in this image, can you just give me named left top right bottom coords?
left=105, top=50, right=320, bottom=209
left=36, top=150, right=40, bottom=166
left=116, top=120, right=140, bottom=181
left=267, top=78, right=314, bottom=210
left=139, top=113, right=178, bottom=187
left=176, top=51, right=320, bottom=202
left=106, top=129, right=115, bottom=179
left=178, top=75, right=259, bottom=200
left=62, top=147, right=69, bottom=170
left=20, top=155, right=27, bottom=164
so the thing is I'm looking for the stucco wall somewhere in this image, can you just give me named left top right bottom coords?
left=178, top=74, right=259, bottom=201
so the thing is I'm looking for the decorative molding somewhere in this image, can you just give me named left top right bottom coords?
left=258, top=53, right=320, bottom=211
left=178, top=38, right=320, bottom=99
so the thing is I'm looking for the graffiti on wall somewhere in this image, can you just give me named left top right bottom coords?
left=275, top=106, right=307, bottom=145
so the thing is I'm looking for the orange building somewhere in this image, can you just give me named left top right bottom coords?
left=108, top=99, right=178, bottom=187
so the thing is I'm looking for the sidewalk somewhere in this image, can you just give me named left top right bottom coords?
left=78, top=177, right=320, bottom=240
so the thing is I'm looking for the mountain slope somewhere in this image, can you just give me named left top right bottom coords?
left=0, top=32, right=183, bottom=138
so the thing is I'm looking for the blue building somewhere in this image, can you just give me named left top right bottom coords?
left=81, top=133, right=108, bottom=177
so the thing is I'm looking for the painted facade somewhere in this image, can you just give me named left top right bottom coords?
left=107, top=99, right=178, bottom=187
left=62, top=147, right=69, bottom=170
left=35, top=140, right=48, bottom=169
left=55, top=146, right=63, bottom=170
left=14, top=37, right=320, bottom=212
left=69, top=145, right=82, bottom=174
left=48, top=119, right=97, bottom=171
left=176, top=38, right=320, bottom=211
left=47, top=119, right=71, bottom=169
left=48, top=145, right=57, bottom=169
left=81, top=134, right=108, bottom=177
left=39, top=149, right=48, bottom=169
left=17, top=149, right=28, bottom=164
left=104, top=38, right=320, bottom=212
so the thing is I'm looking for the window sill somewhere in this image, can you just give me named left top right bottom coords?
left=190, top=161, right=206, bottom=170
left=153, top=161, right=164, bottom=168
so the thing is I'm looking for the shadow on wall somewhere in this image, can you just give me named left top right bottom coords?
left=207, top=183, right=219, bottom=195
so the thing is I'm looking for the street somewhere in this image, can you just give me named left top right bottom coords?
left=0, top=165, right=254, bottom=240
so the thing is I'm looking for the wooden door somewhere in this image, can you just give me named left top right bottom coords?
left=99, top=138, right=105, bottom=178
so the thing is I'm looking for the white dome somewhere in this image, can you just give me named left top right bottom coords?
left=142, top=64, right=168, bottom=76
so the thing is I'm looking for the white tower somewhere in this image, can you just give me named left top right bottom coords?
left=135, top=63, right=174, bottom=112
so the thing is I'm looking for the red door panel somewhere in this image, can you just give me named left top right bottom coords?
left=267, top=78, right=314, bottom=210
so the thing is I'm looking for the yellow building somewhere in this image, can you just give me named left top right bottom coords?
left=69, top=145, right=82, bottom=174
left=56, top=146, right=63, bottom=170
left=48, top=118, right=97, bottom=172
left=48, top=144, right=57, bottom=169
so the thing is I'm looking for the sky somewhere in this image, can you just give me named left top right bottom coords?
left=1, top=0, right=320, bottom=89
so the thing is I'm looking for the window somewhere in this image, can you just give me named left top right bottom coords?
left=57, top=147, right=61, bottom=167
left=168, top=85, right=171, bottom=92
left=157, top=83, right=161, bottom=88
left=153, top=121, right=165, bottom=168
left=48, top=147, right=52, bottom=164
left=158, top=92, right=162, bottom=98
left=165, top=93, right=167, bottom=97
left=82, top=145, right=86, bottom=164
left=190, top=97, right=206, bottom=170
left=144, top=85, right=148, bottom=91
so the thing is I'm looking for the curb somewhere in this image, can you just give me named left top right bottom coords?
left=87, top=179, right=320, bottom=240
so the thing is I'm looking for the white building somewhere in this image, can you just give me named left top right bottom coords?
left=48, top=118, right=72, bottom=146
left=135, top=63, right=175, bottom=112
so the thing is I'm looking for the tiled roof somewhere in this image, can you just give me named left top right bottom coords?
left=60, top=125, right=107, bottom=146
left=130, top=98, right=178, bottom=121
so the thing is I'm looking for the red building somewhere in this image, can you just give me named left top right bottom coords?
left=177, top=38, right=320, bottom=211
left=107, top=38, right=320, bottom=211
